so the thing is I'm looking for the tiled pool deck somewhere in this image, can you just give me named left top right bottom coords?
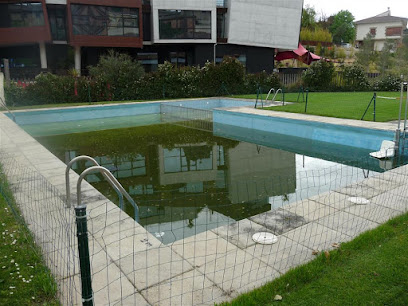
left=1, top=103, right=408, bottom=305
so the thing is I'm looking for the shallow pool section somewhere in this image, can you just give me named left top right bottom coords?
left=37, top=124, right=379, bottom=244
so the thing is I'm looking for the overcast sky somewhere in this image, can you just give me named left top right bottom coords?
left=303, top=0, right=408, bottom=21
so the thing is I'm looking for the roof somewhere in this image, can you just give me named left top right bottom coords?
left=355, top=15, right=408, bottom=25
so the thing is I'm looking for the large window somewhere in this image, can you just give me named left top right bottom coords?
left=159, top=10, right=211, bottom=40
left=71, top=4, right=139, bottom=37
left=48, top=5, right=67, bottom=41
left=0, top=2, right=45, bottom=28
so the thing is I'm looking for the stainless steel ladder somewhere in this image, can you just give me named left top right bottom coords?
left=0, top=97, right=16, bottom=122
left=65, top=155, right=139, bottom=221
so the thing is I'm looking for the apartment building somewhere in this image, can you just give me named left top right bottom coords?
left=0, top=0, right=303, bottom=76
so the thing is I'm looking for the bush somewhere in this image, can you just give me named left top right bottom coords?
left=303, top=60, right=335, bottom=90
left=88, top=50, right=145, bottom=100
left=4, top=82, right=27, bottom=106
left=244, top=71, right=281, bottom=94
left=373, top=74, right=402, bottom=91
left=343, top=64, right=370, bottom=91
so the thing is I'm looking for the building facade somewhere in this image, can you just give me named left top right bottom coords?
left=0, top=0, right=302, bottom=77
left=355, top=9, right=408, bottom=51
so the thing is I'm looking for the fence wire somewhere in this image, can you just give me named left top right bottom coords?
left=1, top=149, right=408, bottom=305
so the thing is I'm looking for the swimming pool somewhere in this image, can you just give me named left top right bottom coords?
left=35, top=122, right=380, bottom=244
left=9, top=98, right=399, bottom=243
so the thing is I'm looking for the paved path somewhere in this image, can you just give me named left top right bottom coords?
left=1, top=107, right=407, bottom=305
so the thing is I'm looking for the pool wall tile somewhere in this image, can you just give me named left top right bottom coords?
left=213, top=109, right=395, bottom=151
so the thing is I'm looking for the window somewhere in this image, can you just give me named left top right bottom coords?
left=159, top=10, right=211, bottom=40
left=369, top=27, right=376, bottom=36
left=71, top=4, right=139, bottom=37
left=138, top=53, right=158, bottom=72
left=48, top=6, right=67, bottom=41
left=170, top=52, right=186, bottom=66
left=0, top=2, right=45, bottom=28
left=217, top=12, right=226, bottom=39
left=386, top=27, right=402, bottom=37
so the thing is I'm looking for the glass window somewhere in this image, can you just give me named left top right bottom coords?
left=138, top=52, right=158, bottom=72
left=48, top=6, right=67, bottom=41
left=159, top=10, right=211, bottom=40
left=170, top=52, right=186, bottom=66
left=0, top=2, right=45, bottom=28
left=71, top=4, right=139, bottom=37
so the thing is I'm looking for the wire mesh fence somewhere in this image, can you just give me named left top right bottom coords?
left=1, top=148, right=408, bottom=305
left=160, top=103, right=213, bottom=132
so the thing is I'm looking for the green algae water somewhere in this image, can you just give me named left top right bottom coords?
left=36, top=123, right=379, bottom=244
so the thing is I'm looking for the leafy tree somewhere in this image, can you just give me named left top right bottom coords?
left=329, top=10, right=356, bottom=44
left=356, top=34, right=377, bottom=71
left=378, top=40, right=396, bottom=74
left=302, top=5, right=317, bottom=29
left=317, top=14, right=335, bottom=30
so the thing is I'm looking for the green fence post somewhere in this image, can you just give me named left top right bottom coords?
left=304, top=89, right=309, bottom=113
left=75, top=206, right=93, bottom=306
left=373, top=92, right=376, bottom=122
left=282, top=87, right=285, bottom=106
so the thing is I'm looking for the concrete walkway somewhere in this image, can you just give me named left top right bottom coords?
left=1, top=107, right=407, bottom=305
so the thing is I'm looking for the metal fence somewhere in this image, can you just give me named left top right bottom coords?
left=1, top=149, right=408, bottom=305
left=160, top=103, right=213, bottom=132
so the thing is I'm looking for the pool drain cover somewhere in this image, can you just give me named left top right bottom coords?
left=348, top=197, right=370, bottom=205
left=252, top=232, right=278, bottom=245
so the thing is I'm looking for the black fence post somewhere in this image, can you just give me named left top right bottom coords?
left=75, top=206, right=93, bottom=306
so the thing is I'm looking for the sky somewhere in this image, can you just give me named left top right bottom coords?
left=303, top=0, right=408, bottom=21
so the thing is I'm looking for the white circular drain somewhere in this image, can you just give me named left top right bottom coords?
left=155, top=232, right=165, bottom=238
left=348, top=197, right=370, bottom=205
left=252, top=232, right=278, bottom=245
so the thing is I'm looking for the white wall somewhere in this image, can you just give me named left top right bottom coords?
left=356, top=22, right=404, bottom=41
left=152, top=0, right=217, bottom=44
left=356, top=21, right=406, bottom=51
left=227, top=0, right=303, bottom=50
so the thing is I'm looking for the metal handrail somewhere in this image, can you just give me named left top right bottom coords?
left=76, top=166, right=139, bottom=222
left=265, top=88, right=275, bottom=103
left=265, top=88, right=284, bottom=105
left=66, top=156, right=139, bottom=220
left=0, top=97, right=16, bottom=122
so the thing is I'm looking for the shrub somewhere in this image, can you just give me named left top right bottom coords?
left=88, top=50, right=145, bottom=100
left=302, top=60, right=335, bottom=90
left=343, top=64, right=370, bottom=91
left=4, top=82, right=27, bottom=106
left=372, top=74, right=402, bottom=91
left=244, top=71, right=281, bottom=94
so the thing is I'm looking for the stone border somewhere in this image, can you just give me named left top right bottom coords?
left=1, top=108, right=407, bottom=305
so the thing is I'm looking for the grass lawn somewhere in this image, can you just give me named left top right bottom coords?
left=0, top=171, right=59, bottom=305
left=221, top=212, right=408, bottom=306
left=234, top=92, right=408, bottom=122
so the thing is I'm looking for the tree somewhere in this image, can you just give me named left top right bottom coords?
left=302, top=5, right=317, bottom=29
left=355, top=34, right=377, bottom=71
left=329, top=10, right=356, bottom=44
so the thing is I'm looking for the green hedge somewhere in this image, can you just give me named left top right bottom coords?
left=4, top=57, right=282, bottom=106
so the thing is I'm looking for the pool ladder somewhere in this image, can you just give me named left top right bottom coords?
left=65, top=155, right=139, bottom=221
left=0, top=97, right=16, bottom=122
left=255, top=88, right=284, bottom=109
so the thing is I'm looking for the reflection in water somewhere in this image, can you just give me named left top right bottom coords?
left=37, top=124, right=373, bottom=244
